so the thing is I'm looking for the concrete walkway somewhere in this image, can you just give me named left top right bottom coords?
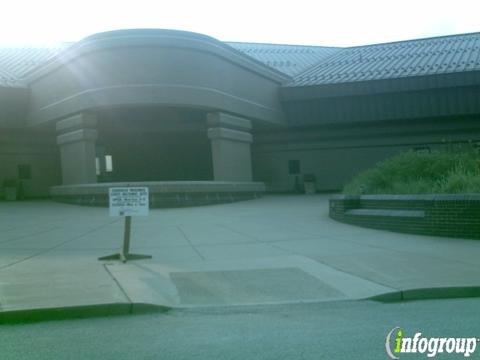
left=1, top=195, right=480, bottom=315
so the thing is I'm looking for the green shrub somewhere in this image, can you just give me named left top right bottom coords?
left=343, top=146, right=480, bottom=195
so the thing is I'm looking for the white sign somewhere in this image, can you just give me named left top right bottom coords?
left=109, top=187, right=149, bottom=217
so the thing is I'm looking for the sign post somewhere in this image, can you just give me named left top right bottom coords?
left=98, top=187, right=152, bottom=263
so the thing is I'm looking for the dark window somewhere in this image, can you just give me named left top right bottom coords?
left=288, top=160, right=300, bottom=175
left=18, top=164, right=31, bottom=180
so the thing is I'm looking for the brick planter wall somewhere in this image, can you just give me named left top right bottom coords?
left=330, top=194, right=480, bottom=239
left=50, top=181, right=265, bottom=208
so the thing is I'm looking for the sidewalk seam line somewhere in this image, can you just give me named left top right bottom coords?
left=0, top=226, right=62, bottom=245
left=0, top=219, right=121, bottom=271
left=102, top=264, right=133, bottom=308
left=271, top=242, right=400, bottom=292
left=218, top=224, right=292, bottom=254
left=176, top=226, right=205, bottom=260
left=219, top=224, right=396, bottom=292
left=307, top=256, right=399, bottom=291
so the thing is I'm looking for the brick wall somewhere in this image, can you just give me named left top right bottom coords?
left=329, top=194, right=480, bottom=239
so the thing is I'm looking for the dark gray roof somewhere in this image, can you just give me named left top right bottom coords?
left=226, top=42, right=341, bottom=76
left=290, top=32, right=480, bottom=86
left=0, top=44, right=69, bottom=87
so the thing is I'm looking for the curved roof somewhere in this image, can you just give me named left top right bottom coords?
left=1, top=31, right=480, bottom=89
left=0, top=40, right=336, bottom=87
left=290, top=32, right=480, bottom=86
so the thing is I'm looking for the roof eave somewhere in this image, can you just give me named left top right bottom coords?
left=281, top=70, right=480, bottom=101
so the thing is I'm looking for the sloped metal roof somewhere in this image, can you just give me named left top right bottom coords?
left=0, top=41, right=334, bottom=86
left=2, top=32, right=480, bottom=88
left=290, top=32, right=480, bottom=86
left=0, top=44, right=70, bottom=87
left=0, top=67, right=22, bottom=87
left=227, top=42, right=341, bottom=76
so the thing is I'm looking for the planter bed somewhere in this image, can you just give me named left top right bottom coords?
left=330, top=194, right=480, bottom=239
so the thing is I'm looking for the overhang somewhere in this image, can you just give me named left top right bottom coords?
left=25, top=29, right=289, bottom=127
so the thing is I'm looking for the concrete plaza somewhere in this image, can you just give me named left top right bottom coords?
left=1, top=195, right=480, bottom=315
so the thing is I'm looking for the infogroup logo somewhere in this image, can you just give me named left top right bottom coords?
left=385, top=327, right=478, bottom=359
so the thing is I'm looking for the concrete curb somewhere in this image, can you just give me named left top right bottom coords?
left=3, top=285, right=480, bottom=324
left=0, top=302, right=170, bottom=324
left=369, top=286, right=480, bottom=302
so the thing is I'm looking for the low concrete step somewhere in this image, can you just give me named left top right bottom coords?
left=346, top=208, right=425, bottom=218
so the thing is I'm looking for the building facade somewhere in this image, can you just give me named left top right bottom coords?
left=1, top=29, right=480, bottom=198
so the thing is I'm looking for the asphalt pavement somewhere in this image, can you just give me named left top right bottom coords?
left=2, top=298, right=480, bottom=359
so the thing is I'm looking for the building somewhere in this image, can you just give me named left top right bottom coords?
left=1, top=29, right=480, bottom=201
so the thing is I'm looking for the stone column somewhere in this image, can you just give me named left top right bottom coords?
left=207, top=112, right=253, bottom=181
left=56, top=114, right=98, bottom=185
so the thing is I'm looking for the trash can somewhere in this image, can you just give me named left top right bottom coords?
left=303, top=174, right=316, bottom=194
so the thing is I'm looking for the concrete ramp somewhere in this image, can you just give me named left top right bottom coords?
left=106, top=255, right=393, bottom=307
left=171, top=268, right=344, bottom=305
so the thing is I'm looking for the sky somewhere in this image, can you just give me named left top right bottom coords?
left=1, top=0, right=479, bottom=47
